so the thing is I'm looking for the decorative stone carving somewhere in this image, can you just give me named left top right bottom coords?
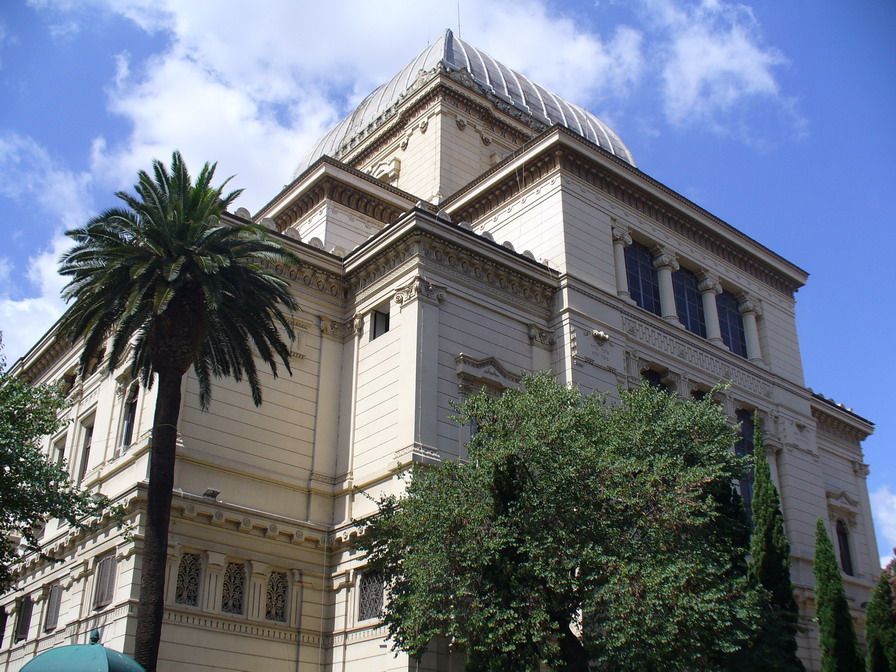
left=853, top=461, right=870, bottom=478
left=611, top=225, right=632, bottom=246
left=265, top=571, right=288, bottom=622
left=394, top=276, right=446, bottom=306
left=175, top=553, right=201, bottom=607
left=456, top=117, right=467, bottom=131
left=697, top=273, right=721, bottom=295
left=455, top=353, right=522, bottom=395
left=620, top=313, right=773, bottom=397
left=221, top=562, right=246, bottom=615
left=527, top=324, right=555, bottom=347
left=652, top=248, right=679, bottom=272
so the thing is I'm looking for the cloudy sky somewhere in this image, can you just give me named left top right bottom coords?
left=0, top=1, right=894, bottom=562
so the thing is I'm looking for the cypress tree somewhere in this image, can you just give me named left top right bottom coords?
left=814, top=518, right=865, bottom=671
left=866, top=564, right=896, bottom=672
left=747, top=419, right=805, bottom=671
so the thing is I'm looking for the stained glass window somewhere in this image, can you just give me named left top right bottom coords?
left=175, top=553, right=202, bottom=607
left=624, top=242, right=661, bottom=315
left=672, top=268, right=706, bottom=337
left=221, top=562, right=246, bottom=615
left=358, top=571, right=383, bottom=621
left=265, top=571, right=288, bottom=622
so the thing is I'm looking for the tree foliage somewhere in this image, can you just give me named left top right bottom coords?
left=814, top=518, right=864, bottom=671
left=58, top=151, right=299, bottom=671
left=866, top=562, right=896, bottom=672
left=357, top=375, right=761, bottom=671
left=0, top=345, right=111, bottom=592
left=743, top=418, right=805, bottom=670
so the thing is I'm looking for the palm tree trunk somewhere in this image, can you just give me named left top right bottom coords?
left=134, top=370, right=183, bottom=671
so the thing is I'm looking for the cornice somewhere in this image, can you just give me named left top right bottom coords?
left=444, top=128, right=806, bottom=298
left=346, top=229, right=556, bottom=312
left=812, top=403, right=872, bottom=442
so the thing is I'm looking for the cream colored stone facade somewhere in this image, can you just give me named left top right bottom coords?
left=1, top=33, right=877, bottom=672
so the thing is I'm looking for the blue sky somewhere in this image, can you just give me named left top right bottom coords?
left=1, top=1, right=894, bottom=561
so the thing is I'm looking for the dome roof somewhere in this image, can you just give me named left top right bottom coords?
left=21, top=631, right=145, bottom=672
left=295, top=29, right=634, bottom=176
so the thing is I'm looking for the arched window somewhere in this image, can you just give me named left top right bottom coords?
left=735, top=410, right=755, bottom=522
left=836, top=519, right=854, bottom=576
left=716, top=291, right=747, bottom=357
left=672, top=267, right=706, bottom=337
left=175, top=553, right=202, bottom=607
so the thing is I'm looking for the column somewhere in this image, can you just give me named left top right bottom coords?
left=203, top=552, right=227, bottom=612
left=653, top=248, right=679, bottom=323
left=738, top=295, right=763, bottom=363
left=247, top=561, right=270, bottom=620
left=611, top=226, right=632, bottom=300
left=698, top=273, right=724, bottom=346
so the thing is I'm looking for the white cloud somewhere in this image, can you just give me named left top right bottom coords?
left=0, top=134, right=91, bottom=363
left=872, top=486, right=896, bottom=564
left=645, top=0, right=788, bottom=131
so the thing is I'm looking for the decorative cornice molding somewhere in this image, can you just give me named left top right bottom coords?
left=271, top=176, right=407, bottom=232
left=812, top=406, right=870, bottom=442
left=262, top=258, right=346, bottom=301
left=455, top=353, right=522, bottom=395
left=348, top=231, right=556, bottom=312
left=527, top=324, right=555, bottom=347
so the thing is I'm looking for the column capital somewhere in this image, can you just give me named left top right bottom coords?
left=652, top=248, right=679, bottom=272
left=205, top=551, right=228, bottom=569
left=738, top=294, right=762, bottom=316
left=611, top=226, right=632, bottom=246
left=697, top=272, right=721, bottom=294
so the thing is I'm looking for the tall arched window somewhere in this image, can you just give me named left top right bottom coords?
left=119, top=383, right=139, bottom=452
left=624, top=242, right=661, bottom=315
left=836, top=519, right=854, bottom=576
left=175, top=553, right=202, bottom=607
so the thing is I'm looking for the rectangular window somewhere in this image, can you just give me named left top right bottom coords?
left=77, top=420, right=94, bottom=485
left=0, top=607, right=6, bottom=648
left=735, top=410, right=755, bottom=522
left=14, top=596, right=33, bottom=642
left=672, top=268, right=706, bottom=337
left=716, top=291, right=747, bottom=357
left=43, top=584, right=62, bottom=632
left=221, top=562, right=246, bottom=615
left=93, top=555, right=117, bottom=609
left=120, top=384, right=139, bottom=450
left=53, top=436, right=66, bottom=467
left=371, top=309, right=390, bottom=340
left=624, top=242, right=661, bottom=316
left=358, top=570, right=384, bottom=621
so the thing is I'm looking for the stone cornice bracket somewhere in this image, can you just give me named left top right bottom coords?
left=318, top=315, right=344, bottom=339
left=348, top=315, right=364, bottom=339
left=852, top=461, right=870, bottom=478
left=652, top=247, right=679, bottom=271
left=527, top=324, right=555, bottom=347
left=394, top=276, right=447, bottom=307
left=611, top=225, right=632, bottom=246
left=697, top=272, right=721, bottom=294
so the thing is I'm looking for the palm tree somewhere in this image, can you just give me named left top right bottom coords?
left=58, top=151, right=299, bottom=671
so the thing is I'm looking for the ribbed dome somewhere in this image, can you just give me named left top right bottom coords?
left=295, top=29, right=634, bottom=177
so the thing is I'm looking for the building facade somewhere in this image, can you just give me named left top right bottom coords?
left=0, top=30, right=877, bottom=672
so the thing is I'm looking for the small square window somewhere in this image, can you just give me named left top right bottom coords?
left=371, top=309, right=390, bottom=340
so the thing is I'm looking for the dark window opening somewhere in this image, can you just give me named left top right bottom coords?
left=836, top=519, right=854, bottom=576
left=43, top=584, right=62, bottom=632
left=371, top=309, right=390, bottom=340
left=624, top=243, right=661, bottom=315
left=14, top=596, right=33, bottom=642
left=717, top=291, right=747, bottom=357
left=672, top=268, right=706, bottom=337
left=121, top=385, right=139, bottom=449
left=358, top=570, right=384, bottom=621
left=77, top=421, right=94, bottom=485
left=735, top=409, right=755, bottom=522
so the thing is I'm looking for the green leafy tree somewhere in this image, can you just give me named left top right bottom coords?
left=0, top=342, right=111, bottom=592
left=358, top=375, right=761, bottom=671
left=58, top=152, right=299, bottom=671
left=866, top=562, right=896, bottom=672
left=743, top=417, right=805, bottom=670
left=814, top=518, right=864, bottom=671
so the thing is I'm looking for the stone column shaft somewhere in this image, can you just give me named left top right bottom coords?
left=653, top=249, right=679, bottom=322
left=612, top=227, right=632, bottom=300
left=698, top=274, right=724, bottom=346
left=739, top=296, right=763, bottom=362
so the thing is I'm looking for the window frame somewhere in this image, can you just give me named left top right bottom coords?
left=716, top=291, right=747, bottom=357
left=624, top=242, right=661, bottom=316
left=174, top=552, right=203, bottom=608
left=77, top=415, right=95, bottom=485
left=371, top=308, right=390, bottom=340
left=221, top=561, right=247, bottom=615
left=672, top=267, right=707, bottom=337
left=93, top=554, right=117, bottom=610
left=357, top=569, right=384, bottom=622
left=13, top=595, right=33, bottom=643
left=43, top=583, right=62, bottom=632
left=119, top=382, right=140, bottom=453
